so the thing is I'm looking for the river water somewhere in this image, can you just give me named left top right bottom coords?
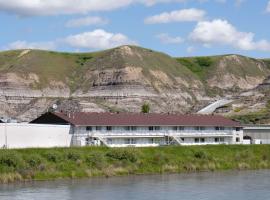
left=0, top=170, right=270, bottom=200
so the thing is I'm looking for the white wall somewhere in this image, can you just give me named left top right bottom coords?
left=0, top=123, right=72, bottom=149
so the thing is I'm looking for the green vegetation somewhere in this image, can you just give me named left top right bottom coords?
left=1, top=145, right=270, bottom=183
left=176, top=56, right=216, bottom=80
left=231, top=100, right=270, bottom=124
left=141, top=103, right=150, bottom=113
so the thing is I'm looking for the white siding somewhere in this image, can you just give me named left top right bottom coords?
left=0, top=123, right=72, bottom=149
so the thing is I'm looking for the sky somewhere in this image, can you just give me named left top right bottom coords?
left=0, top=0, right=270, bottom=58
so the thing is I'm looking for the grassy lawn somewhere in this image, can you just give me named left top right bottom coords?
left=1, top=145, right=270, bottom=183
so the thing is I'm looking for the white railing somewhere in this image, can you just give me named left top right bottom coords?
left=73, top=130, right=234, bottom=137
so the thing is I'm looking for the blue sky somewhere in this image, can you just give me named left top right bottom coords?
left=0, top=0, right=270, bottom=58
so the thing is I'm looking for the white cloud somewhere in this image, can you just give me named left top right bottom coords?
left=65, top=16, right=108, bottom=28
left=0, top=0, right=204, bottom=16
left=156, top=33, right=184, bottom=44
left=5, top=29, right=135, bottom=50
left=189, top=19, right=270, bottom=51
left=63, top=29, right=136, bottom=49
left=144, top=8, right=206, bottom=24
left=0, top=0, right=134, bottom=16
left=267, top=1, right=270, bottom=12
left=6, top=40, right=56, bottom=50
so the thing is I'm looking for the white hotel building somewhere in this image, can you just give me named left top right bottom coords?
left=31, top=112, right=243, bottom=147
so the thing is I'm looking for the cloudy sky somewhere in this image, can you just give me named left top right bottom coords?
left=1, top=0, right=270, bottom=57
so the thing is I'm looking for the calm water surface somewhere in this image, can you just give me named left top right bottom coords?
left=0, top=170, right=270, bottom=200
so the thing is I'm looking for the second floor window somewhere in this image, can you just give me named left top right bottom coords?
left=149, top=126, right=154, bottom=131
left=86, top=126, right=92, bottom=131
left=106, top=126, right=112, bottom=131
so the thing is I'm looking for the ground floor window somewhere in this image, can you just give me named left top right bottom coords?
left=215, top=137, right=225, bottom=143
left=236, top=137, right=240, bottom=142
left=124, top=138, right=137, bottom=144
left=107, top=138, right=112, bottom=144
left=195, top=138, right=205, bottom=143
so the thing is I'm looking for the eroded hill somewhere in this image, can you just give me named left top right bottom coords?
left=0, top=45, right=269, bottom=123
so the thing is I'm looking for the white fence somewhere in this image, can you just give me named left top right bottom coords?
left=0, top=123, right=72, bottom=149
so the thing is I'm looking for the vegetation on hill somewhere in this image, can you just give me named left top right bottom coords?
left=176, top=55, right=269, bottom=82
left=231, top=100, right=270, bottom=124
left=1, top=145, right=270, bottom=183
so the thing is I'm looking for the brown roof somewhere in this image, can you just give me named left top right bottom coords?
left=49, top=112, right=241, bottom=127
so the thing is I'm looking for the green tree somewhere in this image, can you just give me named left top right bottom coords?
left=141, top=103, right=150, bottom=113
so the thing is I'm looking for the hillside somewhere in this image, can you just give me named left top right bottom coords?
left=0, top=45, right=269, bottom=123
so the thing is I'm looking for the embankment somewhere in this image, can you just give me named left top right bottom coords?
left=1, top=145, right=270, bottom=183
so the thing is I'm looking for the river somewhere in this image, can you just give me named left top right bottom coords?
left=0, top=170, right=270, bottom=200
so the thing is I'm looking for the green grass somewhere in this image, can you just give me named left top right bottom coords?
left=1, top=145, right=270, bottom=183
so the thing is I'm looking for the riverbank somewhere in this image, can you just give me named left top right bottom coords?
left=1, top=145, right=270, bottom=183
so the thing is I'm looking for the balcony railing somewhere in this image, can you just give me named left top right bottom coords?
left=73, top=129, right=234, bottom=137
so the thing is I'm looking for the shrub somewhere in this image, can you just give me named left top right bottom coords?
left=85, top=152, right=106, bottom=168
left=106, top=149, right=138, bottom=163
left=141, top=103, right=150, bottom=113
left=194, top=150, right=208, bottom=159
left=25, top=154, right=43, bottom=168
left=44, top=151, right=63, bottom=163
left=0, top=151, right=23, bottom=168
left=66, top=151, right=81, bottom=161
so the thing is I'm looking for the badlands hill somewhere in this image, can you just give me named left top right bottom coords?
left=0, top=45, right=269, bottom=123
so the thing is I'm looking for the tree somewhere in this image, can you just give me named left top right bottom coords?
left=141, top=103, right=150, bottom=113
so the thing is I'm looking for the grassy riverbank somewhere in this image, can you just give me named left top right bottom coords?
left=1, top=145, right=270, bottom=183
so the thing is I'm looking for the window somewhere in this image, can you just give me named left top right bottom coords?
left=195, top=138, right=205, bottom=143
left=179, top=126, right=184, bottom=131
left=180, top=138, right=185, bottom=142
left=86, top=126, right=92, bottom=131
left=196, top=127, right=205, bottom=131
left=96, top=126, right=101, bottom=131
left=173, top=126, right=178, bottom=131
left=131, top=138, right=136, bottom=144
left=149, top=138, right=154, bottom=144
left=124, top=138, right=130, bottom=144
left=149, top=126, right=154, bottom=131
left=107, top=138, right=112, bottom=144
left=215, top=127, right=225, bottom=131
left=154, top=126, right=161, bottom=131
left=124, top=126, right=131, bottom=131
left=215, top=137, right=225, bottom=143
left=106, top=126, right=112, bottom=131
left=236, top=137, right=240, bottom=142
left=236, top=127, right=241, bottom=131
left=131, top=126, right=137, bottom=131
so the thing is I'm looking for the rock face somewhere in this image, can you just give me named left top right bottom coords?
left=0, top=46, right=269, bottom=122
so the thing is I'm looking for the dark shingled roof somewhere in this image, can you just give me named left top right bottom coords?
left=32, top=112, right=241, bottom=127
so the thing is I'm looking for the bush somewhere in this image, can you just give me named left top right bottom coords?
left=65, top=151, right=81, bottom=161
left=25, top=154, right=43, bottom=168
left=44, top=151, right=63, bottom=163
left=106, top=149, right=138, bottom=163
left=194, top=150, right=208, bottom=159
left=85, top=152, right=106, bottom=168
left=0, top=151, right=23, bottom=168
left=196, top=57, right=212, bottom=67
